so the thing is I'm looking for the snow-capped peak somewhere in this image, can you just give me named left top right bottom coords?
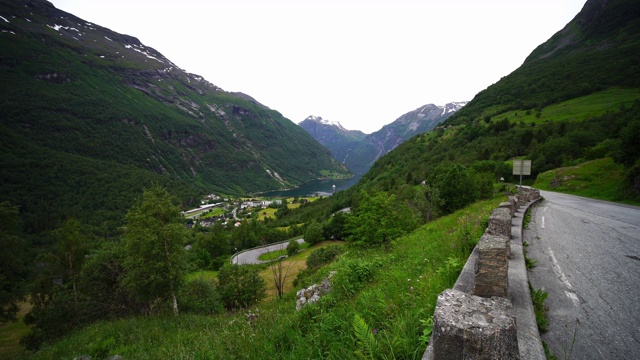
left=440, top=101, right=468, bottom=116
left=304, top=115, right=346, bottom=131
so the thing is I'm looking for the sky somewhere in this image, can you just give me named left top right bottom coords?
left=49, top=0, right=586, bottom=133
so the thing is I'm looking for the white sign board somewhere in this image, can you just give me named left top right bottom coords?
left=513, top=160, right=532, bottom=176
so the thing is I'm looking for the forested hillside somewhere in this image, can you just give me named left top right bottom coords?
left=0, top=0, right=350, bottom=235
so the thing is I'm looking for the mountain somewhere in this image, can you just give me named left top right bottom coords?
left=366, top=102, right=468, bottom=161
left=298, top=116, right=369, bottom=171
left=0, top=0, right=350, bottom=233
left=356, top=0, right=640, bottom=200
left=299, top=102, right=466, bottom=174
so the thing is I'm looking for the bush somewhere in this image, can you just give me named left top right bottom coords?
left=217, top=265, right=266, bottom=310
left=347, top=191, right=418, bottom=247
left=286, top=239, right=301, bottom=257
left=332, top=258, right=381, bottom=297
left=304, top=220, right=324, bottom=246
left=178, top=278, right=223, bottom=315
left=306, top=245, right=343, bottom=269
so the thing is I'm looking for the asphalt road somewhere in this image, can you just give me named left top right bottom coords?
left=231, top=238, right=305, bottom=265
left=525, top=190, right=640, bottom=359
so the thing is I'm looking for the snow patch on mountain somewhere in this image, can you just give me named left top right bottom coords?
left=47, top=23, right=80, bottom=32
left=303, top=115, right=346, bottom=131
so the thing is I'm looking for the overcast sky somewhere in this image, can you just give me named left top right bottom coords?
left=49, top=0, right=586, bottom=133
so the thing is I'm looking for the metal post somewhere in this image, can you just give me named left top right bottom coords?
left=519, top=160, right=523, bottom=186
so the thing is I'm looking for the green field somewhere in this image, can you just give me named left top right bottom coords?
left=198, top=207, right=226, bottom=219
left=533, top=158, right=640, bottom=205
left=485, top=87, right=640, bottom=124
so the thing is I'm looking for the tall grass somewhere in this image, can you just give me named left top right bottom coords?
left=30, top=196, right=504, bottom=360
left=534, top=158, right=640, bottom=205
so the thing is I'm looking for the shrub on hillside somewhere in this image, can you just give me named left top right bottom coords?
left=286, top=239, right=301, bottom=257
left=179, top=278, right=223, bottom=315
left=217, top=265, right=265, bottom=310
left=306, top=245, right=343, bottom=269
left=332, top=258, right=382, bottom=298
left=304, top=219, right=324, bottom=246
left=430, top=164, right=494, bottom=214
left=346, top=191, right=418, bottom=247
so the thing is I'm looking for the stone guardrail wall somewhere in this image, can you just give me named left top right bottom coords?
left=423, top=187, right=541, bottom=360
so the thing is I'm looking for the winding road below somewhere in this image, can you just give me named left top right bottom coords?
left=524, top=190, right=640, bottom=359
left=231, top=238, right=305, bottom=265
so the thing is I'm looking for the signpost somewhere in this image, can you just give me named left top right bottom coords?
left=513, top=160, right=531, bottom=186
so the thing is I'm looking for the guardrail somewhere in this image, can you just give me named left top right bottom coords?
left=423, top=187, right=543, bottom=360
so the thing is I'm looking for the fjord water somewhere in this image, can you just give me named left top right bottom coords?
left=259, top=173, right=363, bottom=197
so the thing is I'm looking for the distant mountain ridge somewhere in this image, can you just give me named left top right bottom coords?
left=299, top=102, right=467, bottom=174
left=0, top=0, right=350, bottom=232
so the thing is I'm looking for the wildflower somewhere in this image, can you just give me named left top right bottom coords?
left=410, top=286, right=414, bottom=291
left=372, top=329, right=378, bottom=334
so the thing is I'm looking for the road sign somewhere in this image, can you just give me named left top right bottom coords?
left=513, top=160, right=531, bottom=176
left=513, top=160, right=531, bottom=186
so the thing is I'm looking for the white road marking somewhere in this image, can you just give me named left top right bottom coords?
left=549, top=247, right=573, bottom=291
left=565, top=291, right=580, bottom=307
left=549, top=247, right=580, bottom=307
left=542, top=216, right=545, bottom=229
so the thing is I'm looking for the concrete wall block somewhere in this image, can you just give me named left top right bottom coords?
left=498, top=201, right=515, bottom=218
left=486, top=208, right=512, bottom=238
left=430, top=289, right=520, bottom=360
left=473, top=234, right=510, bottom=298
left=529, top=189, right=540, bottom=201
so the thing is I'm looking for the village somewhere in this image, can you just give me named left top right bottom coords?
left=181, top=193, right=312, bottom=227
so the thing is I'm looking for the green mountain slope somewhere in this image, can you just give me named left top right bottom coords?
left=0, top=0, right=349, bottom=233
left=357, top=0, right=640, bottom=201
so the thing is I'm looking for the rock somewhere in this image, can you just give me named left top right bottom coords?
left=473, top=233, right=510, bottom=298
left=430, top=289, right=519, bottom=359
left=295, top=272, right=336, bottom=310
left=245, top=310, right=258, bottom=326
left=486, top=208, right=512, bottom=238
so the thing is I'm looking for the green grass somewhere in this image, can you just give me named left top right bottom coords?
left=257, top=207, right=277, bottom=221
left=0, top=301, right=32, bottom=360
left=533, top=158, right=640, bottom=205
left=185, top=270, right=218, bottom=282
left=529, top=282, right=549, bottom=333
left=483, top=87, right=640, bottom=124
left=257, top=249, right=287, bottom=261
left=29, top=195, right=506, bottom=360
left=198, top=207, right=226, bottom=219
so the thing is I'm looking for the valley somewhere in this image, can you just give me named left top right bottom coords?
left=299, top=102, right=467, bottom=176
left=2, top=0, right=640, bottom=359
